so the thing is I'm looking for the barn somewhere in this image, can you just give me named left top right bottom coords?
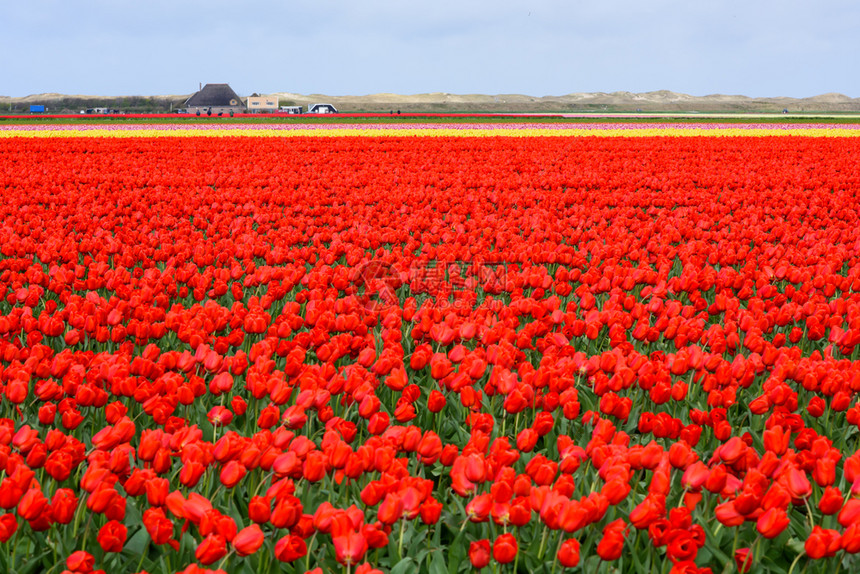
left=185, top=84, right=244, bottom=116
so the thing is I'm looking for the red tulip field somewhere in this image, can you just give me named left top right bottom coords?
left=2, top=122, right=860, bottom=574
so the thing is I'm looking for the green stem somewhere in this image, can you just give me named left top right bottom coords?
left=135, top=539, right=151, bottom=573
left=398, top=519, right=406, bottom=560
left=10, top=530, right=19, bottom=571
left=217, top=549, right=235, bottom=571
left=513, top=543, right=520, bottom=574
left=305, top=532, right=318, bottom=572
left=804, top=498, right=816, bottom=532
left=731, top=527, right=739, bottom=562
left=536, top=525, right=549, bottom=560
left=787, top=550, right=805, bottom=574
left=80, top=514, right=93, bottom=554
left=549, top=533, right=564, bottom=574
left=740, top=535, right=761, bottom=574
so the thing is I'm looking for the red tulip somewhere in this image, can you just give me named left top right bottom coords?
left=762, top=425, right=789, bottom=455
left=180, top=460, right=207, bottom=488
left=377, top=492, right=404, bottom=525
left=492, top=533, right=518, bottom=564
left=839, top=498, right=860, bottom=527
left=704, top=464, right=728, bottom=494
left=427, top=390, right=446, bottom=413
left=469, top=539, right=491, bottom=569
left=807, top=396, right=825, bottom=418
left=756, top=507, right=790, bottom=539
left=196, top=533, right=228, bottom=565
left=66, top=550, right=95, bottom=573
left=233, top=524, right=265, bottom=556
left=248, top=495, right=272, bottom=524
left=557, top=538, right=580, bottom=567
left=302, top=451, right=326, bottom=482
left=367, top=412, right=390, bottom=435
left=274, top=534, right=307, bottom=562
left=666, top=530, right=698, bottom=563
left=230, top=395, right=247, bottom=416
left=143, top=507, right=174, bottom=545
left=51, top=488, right=78, bottom=524
left=717, top=437, right=746, bottom=465
left=0, top=513, right=18, bottom=542
left=17, top=488, right=48, bottom=521
left=86, top=485, right=119, bottom=514
left=681, top=461, right=710, bottom=491
left=207, top=405, right=234, bottom=427
left=332, top=529, right=368, bottom=566
left=419, top=497, right=443, bottom=525
left=813, top=458, right=836, bottom=487
left=843, top=523, right=860, bottom=553
left=145, top=477, right=169, bottom=507
left=516, top=428, right=538, bottom=452
left=816, top=486, right=842, bottom=515
left=597, top=473, right=630, bottom=503
left=804, top=526, right=841, bottom=559
left=97, top=520, right=127, bottom=553
left=417, top=431, right=443, bottom=463
left=219, top=460, right=247, bottom=488
left=597, top=519, right=627, bottom=561
left=466, top=493, right=492, bottom=523
left=257, top=405, right=281, bottom=429
left=393, top=402, right=417, bottom=422
left=629, top=494, right=665, bottom=529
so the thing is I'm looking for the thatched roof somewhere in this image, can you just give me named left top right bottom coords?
left=185, top=84, right=242, bottom=107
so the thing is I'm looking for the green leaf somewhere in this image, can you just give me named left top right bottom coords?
left=235, top=558, right=258, bottom=574
left=414, top=547, right=430, bottom=568
left=390, top=557, right=417, bottom=574
left=429, top=550, right=447, bottom=574
left=19, top=551, right=52, bottom=574
left=124, top=496, right=143, bottom=525
left=786, top=537, right=805, bottom=554
left=123, top=526, right=149, bottom=556
left=447, top=535, right=467, bottom=574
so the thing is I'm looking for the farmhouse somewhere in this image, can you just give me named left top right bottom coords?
left=246, top=94, right=278, bottom=113
left=185, top=83, right=244, bottom=115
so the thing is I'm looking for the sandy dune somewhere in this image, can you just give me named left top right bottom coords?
left=268, top=91, right=860, bottom=113
left=2, top=91, right=859, bottom=113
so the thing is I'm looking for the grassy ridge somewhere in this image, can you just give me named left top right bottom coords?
left=3, top=114, right=860, bottom=125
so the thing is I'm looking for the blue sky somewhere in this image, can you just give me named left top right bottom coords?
left=2, top=0, right=858, bottom=98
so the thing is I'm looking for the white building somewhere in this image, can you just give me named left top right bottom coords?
left=307, top=103, right=338, bottom=114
